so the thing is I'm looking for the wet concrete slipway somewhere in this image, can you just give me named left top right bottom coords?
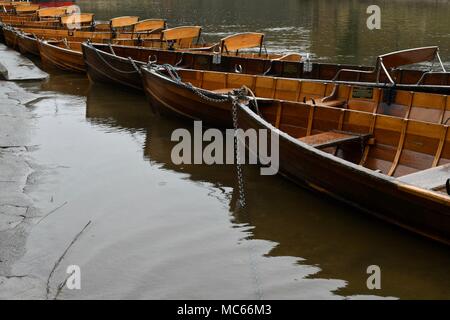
left=1, top=50, right=450, bottom=299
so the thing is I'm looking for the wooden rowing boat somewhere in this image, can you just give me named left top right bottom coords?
left=1, top=13, right=95, bottom=30
left=0, top=1, right=36, bottom=14
left=236, top=96, right=450, bottom=245
left=140, top=66, right=450, bottom=244
left=82, top=32, right=302, bottom=90
left=38, top=38, right=84, bottom=72
left=8, top=26, right=113, bottom=43
left=0, top=15, right=95, bottom=31
left=5, top=16, right=166, bottom=42
left=0, top=23, right=4, bottom=43
left=0, top=17, right=60, bottom=28
left=2, top=24, right=18, bottom=48
left=15, top=4, right=40, bottom=15
left=141, top=67, right=450, bottom=128
left=86, top=41, right=450, bottom=94
left=17, top=31, right=39, bottom=55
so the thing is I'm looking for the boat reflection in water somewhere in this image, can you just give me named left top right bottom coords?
left=85, top=83, right=450, bottom=299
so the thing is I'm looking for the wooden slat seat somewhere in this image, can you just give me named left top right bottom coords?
left=398, top=163, right=450, bottom=190
left=298, top=130, right=372, bottom=149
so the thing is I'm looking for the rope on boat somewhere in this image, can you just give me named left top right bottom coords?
left=128, top=57, right=142, bottom=75
left=108, top=43, right=116, bottom=55
left=89, top=43, right=141, bottom=74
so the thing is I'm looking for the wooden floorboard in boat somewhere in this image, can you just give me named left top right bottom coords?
left=398, top=163, right=450, bottom=190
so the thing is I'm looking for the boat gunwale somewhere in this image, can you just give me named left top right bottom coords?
left=39, top=38, right=83, bottom=56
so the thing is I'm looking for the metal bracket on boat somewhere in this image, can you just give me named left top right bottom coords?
left=148, top=55, right=158, bottom=65
left=436, top=48, right=447, bottom=73
left=212, top=47, right=222, bottom=65
left=235, top=64, right=243, bottom=74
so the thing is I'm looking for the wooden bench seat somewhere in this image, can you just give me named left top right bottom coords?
left=298, top=130, right=372, bottom=149
left=398, top=163, right=450, bottom=191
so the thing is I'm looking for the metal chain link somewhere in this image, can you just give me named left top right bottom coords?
left=231, top=98, right=247, bottom=209
left=157, top=64, right=232, bottom=104
left=150, top=63, right=262, bottom=297
left=152, top=64, right=248, bottom=209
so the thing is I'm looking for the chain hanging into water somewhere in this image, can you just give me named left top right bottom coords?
left=156, top=63, right=249, bottom=208
left=154, top=64, right=250, bottom=208
left=152, top=63, right=263, bottom=298
left=231, top=98, right=246, bottom=209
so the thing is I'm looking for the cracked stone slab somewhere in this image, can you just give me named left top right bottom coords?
left=0, top=204, right=28, bottom=217
left=0, top=214, right=25, bottom=232
left=0, top=44, right=48, bottom=81
left=0, top=275, right=45, bottom=300
left=0, top=78, right=39, bottom=286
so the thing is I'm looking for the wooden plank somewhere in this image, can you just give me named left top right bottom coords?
left=398, top=163, right=450, bottom=190
left=379, top=46, right=438, bottom=69
left=432, top=126, right=448, bottom=167
left=360, top=114, right=377, bottom=165
left=404, top=91, right=414, bottom=119
left=295, top=81, right=303, bottom=102
left=275, top=101, right=283, bottom=129
left=133, top=19, right=166, bottom=33
left=110, top=16, right=139, bottom=29
left=299, top=130, right=371, bottom=149
left=61, top=13, right=94, bottom=27
left=388, top=120, right=408, bottom=176
left=162, top=26, right=202, bottom=41
left=15, top=4, right=39, bottom=14
left=37, top=7, right=67, bottom=18
left=220, top=33, right=264, bottom=53
left=306, top=105, right=315, bottom=136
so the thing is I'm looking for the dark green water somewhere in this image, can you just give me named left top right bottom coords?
left=78, top=0, right=450, bottom=66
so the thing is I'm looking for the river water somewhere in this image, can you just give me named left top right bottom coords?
left=6, top=0, right=450, bottom=299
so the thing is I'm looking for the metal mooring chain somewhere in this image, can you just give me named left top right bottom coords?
left=158, top=64, right=231, bottom=104
left=231, top=98, right=247, bottom=209
left=154, top=64, right=248, bottom=208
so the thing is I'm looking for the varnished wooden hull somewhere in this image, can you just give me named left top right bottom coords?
left=237, top=104, right=450, bottom=245
left=0, top=24, right=5, bottom=43
left=82, top=42, right=145, bottom=90
left=3, top=26, right=18, bottom=49
left=38, top=40, right=85, bottom=73
left=17, top=33, right=39, bottom=56
left=141, top=67, right=232, bottom=128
